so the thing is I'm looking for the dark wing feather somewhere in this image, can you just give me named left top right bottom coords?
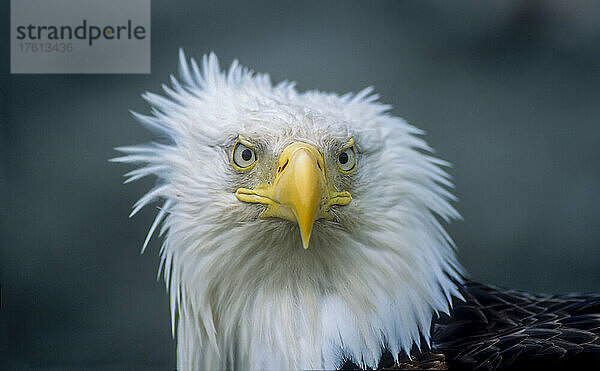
left=432, top=280, right=600, bottom=370
left=338, top=280, right=600, bottom=370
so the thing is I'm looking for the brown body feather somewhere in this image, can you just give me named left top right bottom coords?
left=341, top=281, right=600, bottom=370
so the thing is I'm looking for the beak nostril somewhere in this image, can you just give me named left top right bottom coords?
left=279, top=159, right=289, bottom=173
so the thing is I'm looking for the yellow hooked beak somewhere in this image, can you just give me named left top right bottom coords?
left=235, top=142, right=352, bottom=249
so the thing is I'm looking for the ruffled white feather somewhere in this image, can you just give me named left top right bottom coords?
left=113, top=49, right=463, bottom=370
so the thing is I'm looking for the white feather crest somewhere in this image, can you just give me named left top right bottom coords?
left=114, top=49, right=463, bottom=370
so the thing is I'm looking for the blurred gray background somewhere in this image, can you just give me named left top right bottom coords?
left=2, top=0, right=600, bottom=368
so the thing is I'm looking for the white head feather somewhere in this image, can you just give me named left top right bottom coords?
left=114, top=50, right=463, bottom=370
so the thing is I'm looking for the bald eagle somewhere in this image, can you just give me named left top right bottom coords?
left=113, top=50, right=600, bottom=370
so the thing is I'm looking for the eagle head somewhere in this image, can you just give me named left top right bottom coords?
left=114, top=50, right=462, bottom=370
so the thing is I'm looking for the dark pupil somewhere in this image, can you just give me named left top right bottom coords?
left=241, top=148, right=252, bottom=161
left=339, top=152, right=349, bottom=164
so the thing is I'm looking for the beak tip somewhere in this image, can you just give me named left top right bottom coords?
left=299, top=226, right=312, bottom=249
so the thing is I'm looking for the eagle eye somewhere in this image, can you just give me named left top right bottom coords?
left=231, top=140, right=257, bottom=170
left=337, top=145, right=356, bottom=173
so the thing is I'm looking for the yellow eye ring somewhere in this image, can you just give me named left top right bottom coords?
left=231, top=136, right=257, bottom=171
left=337, top=138, right=357, bottom=174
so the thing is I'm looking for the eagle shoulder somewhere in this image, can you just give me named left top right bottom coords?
left=432, top=280, right=600, bottom=370
left=339, top=280, right=600, bottom=370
